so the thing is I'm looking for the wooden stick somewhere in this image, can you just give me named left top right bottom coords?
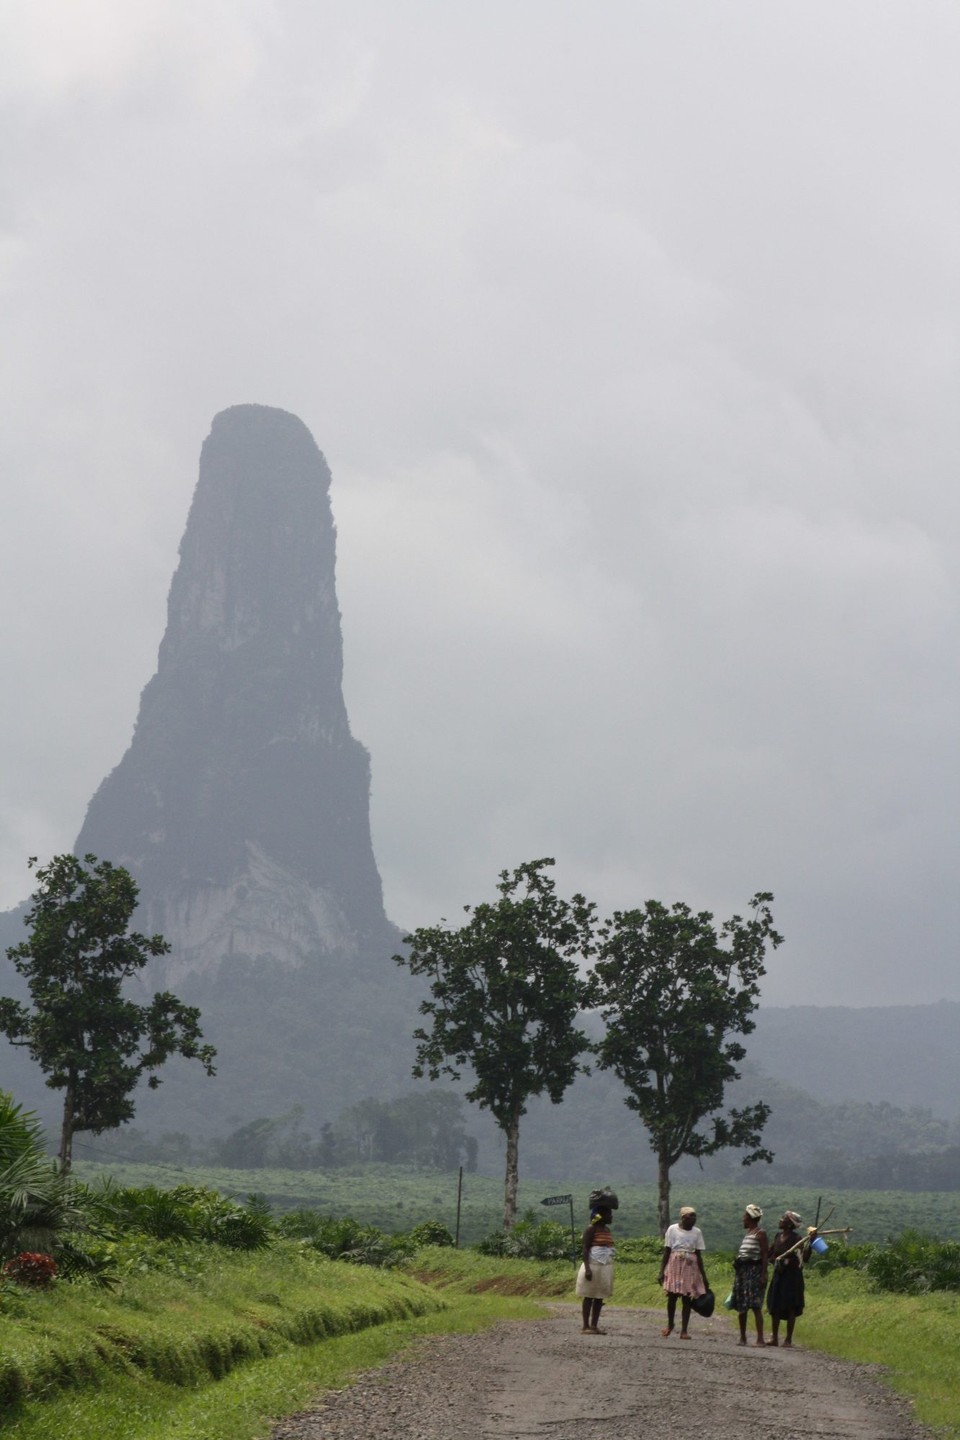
left=774, top=1226, right=852, bottom=1264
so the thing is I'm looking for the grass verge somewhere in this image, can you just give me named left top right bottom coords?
left=0, top=1295, right=543, bottom=1440
left=799, top=1266, right=960, bottom=1439
left=0, top=1245, right=542, bottom=1440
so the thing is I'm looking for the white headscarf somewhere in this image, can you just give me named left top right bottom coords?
left=745, top=1203, right=763, bottom=1221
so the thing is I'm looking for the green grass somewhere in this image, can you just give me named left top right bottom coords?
left=70, top=1162, right=960, bottom=1246
left=0, top=1290, right=541, bottom=1440
left=0, top=1244, right=440, bottom=1432
left=3, top=1241, right=959, bottom=1439
left=796, top=1266, right=960, bottom=1438
left=0, top=1242, right=543, bottom=1440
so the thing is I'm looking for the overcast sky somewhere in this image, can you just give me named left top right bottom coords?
left=2, top=1, right=958, bottom=1007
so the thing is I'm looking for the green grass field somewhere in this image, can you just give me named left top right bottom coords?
left=2, top=1236, right=958, bottom=1439
left=72, top=1159, right=960, bottom=1246
left=6, top=1161, right=957, bottom=1439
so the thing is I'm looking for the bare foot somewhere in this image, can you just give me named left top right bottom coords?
left=661, top=1327, right=673, bottom=1337
left=754, top=1339, right=766, bottom=1347
left=783, top=1341, right=793, bottom=1348
left=581, top=1327, right=593, bottom=1334
left=765, top=1339, right=778, bottom=1347
left=680, top=1333, right=691, bottom=1340
left=590, top=1327, right=607, bottom=1335
left=737, top=1338, right=747, bottom=1346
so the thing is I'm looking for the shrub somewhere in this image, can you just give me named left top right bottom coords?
left=0, top=1092, right=81, bottom=1259
left=177, top=1187, right=274, bottom=1251
left=408, top=1220, right=455, bottom=1249
left=74, top=1180, right=274, bottom=1252
left=52, top=1235, right=119, bottom=1289
left=276, top=1210, right=415, bottom=1268
left=3, top=1251, right=57, bottom=1287
left=616, top=1236, right=665, bottom=1264
left=806, top=1240, right=873, bottom=1274
left=477, top=1213, right=573, bottom=1261
left=863, top=1229, right=960, bottom=1294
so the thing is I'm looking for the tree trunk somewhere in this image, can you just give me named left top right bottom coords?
left=657, top=1151, right=671, bottom=1237
left=502, top=1116, right=520, bottom=1230
left=58, top=1078, right=76, bottom=1174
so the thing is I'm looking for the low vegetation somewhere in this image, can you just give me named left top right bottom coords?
left=70, top=1161, right=960, bottom=1246
left=3, top=1106, right=960, bottom=1440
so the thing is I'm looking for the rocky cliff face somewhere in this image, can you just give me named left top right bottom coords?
left=76, top=405, right=393, bottom=989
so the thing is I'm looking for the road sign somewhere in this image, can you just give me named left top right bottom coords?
left=541, top=1194, right=573, bottom=1206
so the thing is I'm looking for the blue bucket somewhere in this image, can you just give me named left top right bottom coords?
left=810, top=1236, right=828, bottom=1255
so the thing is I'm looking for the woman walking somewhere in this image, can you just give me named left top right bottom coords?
left=731, top=1203, right=768, bottom=1346
left=659, top=1205, right=709, bottom=1339
left=576, top=1201, right=616, bottom=1334
left=766, top=1210, right=814, bottom=1347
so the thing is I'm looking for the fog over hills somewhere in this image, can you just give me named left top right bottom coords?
left=0, top=406, right=418, bottom=1137
left=0, top=406, right=956, bottom=1178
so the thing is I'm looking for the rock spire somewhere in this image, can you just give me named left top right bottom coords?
left=76, top=404, right=391, bottom=985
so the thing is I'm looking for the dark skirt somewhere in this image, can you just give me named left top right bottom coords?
left=767, top=1264, right=805, bottom=1318
left=730, top=1258, right=765, bottom=1313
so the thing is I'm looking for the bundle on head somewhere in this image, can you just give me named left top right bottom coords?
left=589, top=1188, right=619, bottom=1212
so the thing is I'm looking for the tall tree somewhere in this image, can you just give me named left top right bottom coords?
left=591, top=892, right=782, bottom=1235
left=394, top=858, right=595, bottom=1228
left=0, top=854, right=216, bottom=1172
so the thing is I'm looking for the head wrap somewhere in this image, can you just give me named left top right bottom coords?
left=679, top=1206, right=696, bottom=1218
left=745, top=1203, right=763, bottom=1220
left=783, top=1210, right=801, bottom=1227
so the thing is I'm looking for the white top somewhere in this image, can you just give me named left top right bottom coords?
left=664, top=1223, right=706, bottom=1254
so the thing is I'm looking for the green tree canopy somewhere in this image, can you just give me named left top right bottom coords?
left=394, top=858, right=595, bottom=1228
left=0, top=854, right=216, bottom=1172
left=591, top=892, right=782, bottom=1234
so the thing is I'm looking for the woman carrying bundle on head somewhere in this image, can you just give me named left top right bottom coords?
left=731, top=1204, right=768, bottom=1346
left=659, top=1205, right=709, bottom=1339
left=576, top=1190, right=617, bottom=1335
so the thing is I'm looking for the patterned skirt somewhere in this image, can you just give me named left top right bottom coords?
left=730, top=1258, right=765, bottom=1312
left=663, top=1251, right=706, bottom=1298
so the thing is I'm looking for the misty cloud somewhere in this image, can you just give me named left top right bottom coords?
left=1, top=1, right=958, bottom=1005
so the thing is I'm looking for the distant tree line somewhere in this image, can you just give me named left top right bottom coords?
left=777, top=1146, right=960, bottom=1192
left=80, top=1091, right=478, bottom=1174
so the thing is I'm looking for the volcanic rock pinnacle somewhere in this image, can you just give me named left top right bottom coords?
left=75, top=404, right=390, bottom=985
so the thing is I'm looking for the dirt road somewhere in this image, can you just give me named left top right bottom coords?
left=271, top=1303, right=931, bottom=1440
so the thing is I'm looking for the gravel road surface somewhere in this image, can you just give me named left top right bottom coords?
left=270, top=1303, right=931, bottom=1440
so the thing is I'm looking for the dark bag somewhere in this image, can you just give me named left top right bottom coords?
left=689, top=1287, right=715, bottom=1318
left=588, top=1188, right=619, bottom=1211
